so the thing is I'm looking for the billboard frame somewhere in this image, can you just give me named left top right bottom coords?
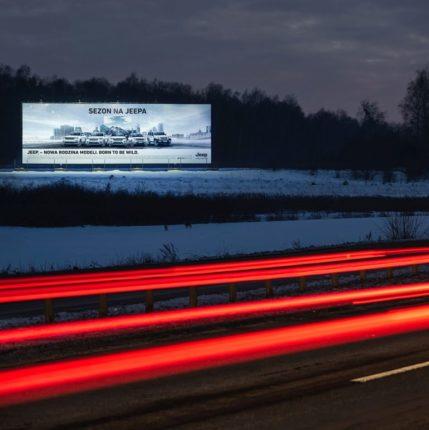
left=20, top=101, right=214, bottom=169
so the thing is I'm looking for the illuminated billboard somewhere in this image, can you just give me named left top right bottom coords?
left=22, top=103, right=211, bottom=165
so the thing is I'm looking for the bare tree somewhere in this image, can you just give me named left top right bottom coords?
left=357, top=100, right=386, bottom=127
left=381, top=214, right=427, bottom=241
left=159, top=242, right=178, bottom=262
left=400, top=68, right=429, bottom=144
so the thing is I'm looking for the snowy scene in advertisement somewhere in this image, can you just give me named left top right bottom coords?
left=22, top=103, right=211, bottom=165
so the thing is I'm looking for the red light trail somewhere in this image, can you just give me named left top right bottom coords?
left=1, top=303, right=429, bottom=406
left=1, top=247, right=427, bottom=291
left=0, top=252, right=429, bottom=303
left=1, top=282, right=429, bottom=346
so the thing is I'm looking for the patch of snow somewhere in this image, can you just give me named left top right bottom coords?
left=2, top=216, right=428, bottom=274
left=1, top=168, right=429, bottom=197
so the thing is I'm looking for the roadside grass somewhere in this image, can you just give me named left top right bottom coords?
left=1, top=182, right=429, bottom=227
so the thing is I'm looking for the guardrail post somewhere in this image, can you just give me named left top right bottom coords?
left=44, top=299, right=54, bottom=323
left=299, top=277, right=306, bottom=290
left=189, top=287, right=198, bottom=307
left=146, top=290, right=154, bottom=313
left=359, top=270, right=366, bottom=287
left=99, top=294, right=108, bottom=317
left=228, top=284, right=237, bottom=302
left=331, top=275, right=339, bottom=288
left=265, top=280, right=273, bottom=298
left=387, top=268, right=393, bottom=282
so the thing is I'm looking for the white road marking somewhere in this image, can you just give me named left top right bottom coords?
left=352, top=360, right=429, bottom=383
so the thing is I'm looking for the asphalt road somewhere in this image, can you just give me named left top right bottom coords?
left=2, top=267, right=429, bottom=429
left=2, top=328, right=429, bottom=429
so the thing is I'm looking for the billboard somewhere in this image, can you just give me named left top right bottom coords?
left=22, top=103, right=211, bottom=165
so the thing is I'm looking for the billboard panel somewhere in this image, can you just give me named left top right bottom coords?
left=22, top=103, right=211, bottom=165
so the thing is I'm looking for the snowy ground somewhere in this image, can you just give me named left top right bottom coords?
left=3, top=216, right=428, bottom=274
left=2, top=168, right=429, bottom=197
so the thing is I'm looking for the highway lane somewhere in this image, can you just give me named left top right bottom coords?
left=2, top=254, right=429, bottom=428
left=1, top=329, right=429, bottom=429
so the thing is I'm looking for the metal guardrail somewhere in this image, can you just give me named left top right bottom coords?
left=3, top=248, right=426, bottom=289
left=2, top=282, right=429, bottom=347
left=0, top=247, right=428, bottom=323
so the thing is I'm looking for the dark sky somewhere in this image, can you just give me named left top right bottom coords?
left=1, top=0, right=428, bottom=121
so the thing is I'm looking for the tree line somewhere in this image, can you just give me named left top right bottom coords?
left=1, top=64, right=428, bottom=175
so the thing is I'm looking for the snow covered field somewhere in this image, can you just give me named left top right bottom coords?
left=1, top=168, right=429, bottom=197
left=3, top=216, right=427, bottom=274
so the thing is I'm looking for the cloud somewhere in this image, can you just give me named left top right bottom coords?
left=1, top=0, right=428, bottom=120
